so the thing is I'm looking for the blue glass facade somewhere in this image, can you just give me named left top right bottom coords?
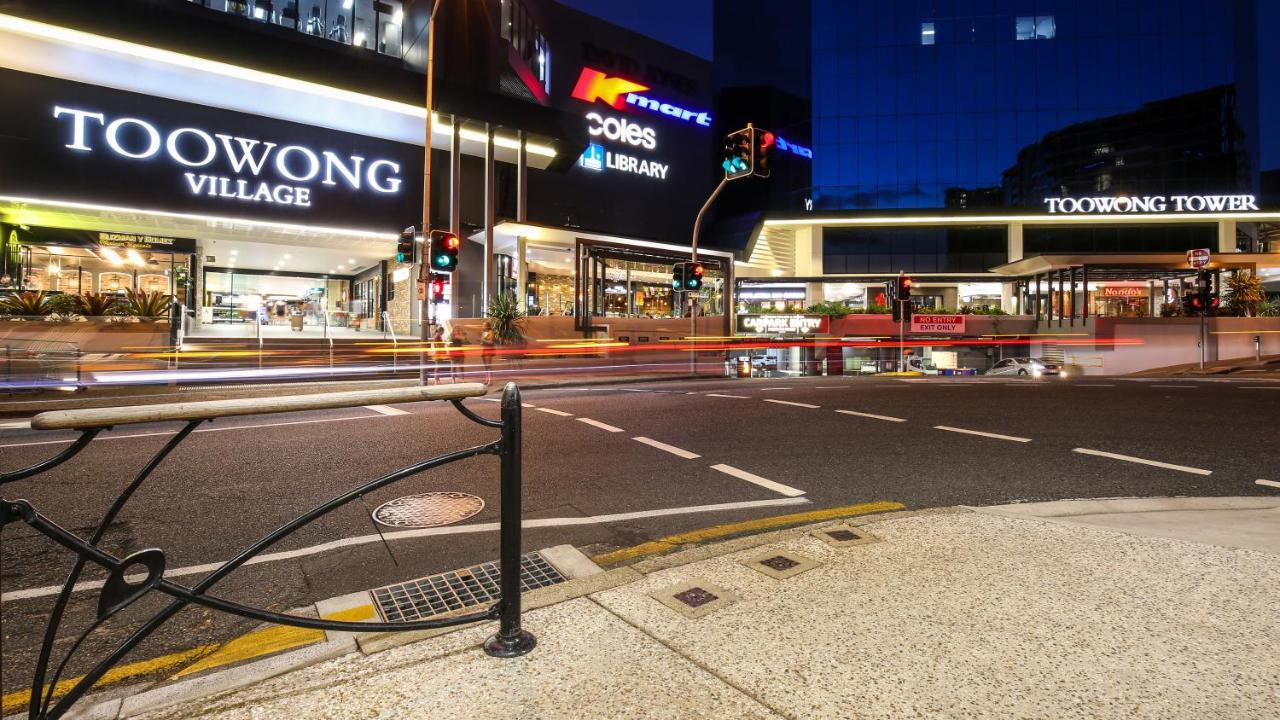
left=811, top=0, right=1256, bottom=210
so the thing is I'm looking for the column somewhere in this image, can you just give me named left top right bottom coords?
left=516, top=131, right=528, bottom=222
left=449, top=115, right=463, bottom=315
left=1007, top=221, right=1024, bottom=263
left=483, top=123, right=496, bottom=314
left=1217, top=219, right=1237, bottom=253
left=516, top=236, right=528, bottom=312
left=1001, top=282, right=1015, bottom=314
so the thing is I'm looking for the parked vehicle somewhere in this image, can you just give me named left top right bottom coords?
left=986, top=357, right=1066, bottom=377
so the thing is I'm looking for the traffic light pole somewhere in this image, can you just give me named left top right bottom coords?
left=419, top=0, right=443, bottom=385
left=688, top=176, right=728, bottom=373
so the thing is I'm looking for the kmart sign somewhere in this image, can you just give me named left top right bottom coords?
left=1044, top=194, right=1259, bottom=214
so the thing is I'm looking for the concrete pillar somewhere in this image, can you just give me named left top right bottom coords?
left=516, top=131, right=528, bottom=222
left=1217, top=220, right=1237, bottom=253
left=516, top=236, right=528, bottom=312
left=806, top=281, right=824, bottom=309
left=1007, top=222, right=1024, bottom=263
left=942, top=286, right=959, bottom=311
left=483, top=124, right=495, bottom=314
left=449, top=116, right=463, bottom=315
left=1001, top=282, right=1015, bottom=314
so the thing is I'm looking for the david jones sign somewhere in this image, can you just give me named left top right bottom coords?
left=1044, top=194, right=1259, bottom=214
left=53, top=106, right=404, bottom=209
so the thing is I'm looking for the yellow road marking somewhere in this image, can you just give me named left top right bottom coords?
left=2, top=604, right=376, bottom=713
left=591, top=501, right=905, bottom=566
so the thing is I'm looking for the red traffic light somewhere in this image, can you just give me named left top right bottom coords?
left=442, top=233, right=460, bottom=250
left=902, top=277, right=913, bottom=288
left=690, top=262, right=704, bottom=277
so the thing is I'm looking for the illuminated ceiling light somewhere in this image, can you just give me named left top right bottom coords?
left=391, top=8, right=404, bottom=25
left=230, top=249, right=239, bottom=255
left=99, top=247, right=124, bottom=266
left=430, top=114, right=557, bottom=158
left=764, top=211, right=1280, bottom=227
left=0, top=15, right=427, bottom=119
left=283, top=253, right=292, bottom=259
left=342, top=0, right=354, bottom=10
left=0, top=195, right=399, bottom=241
left=347, top=257, right=355, bottom=263
left=354, top=31, right=366, bottom=46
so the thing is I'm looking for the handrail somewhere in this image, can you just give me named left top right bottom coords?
left=3, top=381, right=532, bottom=720
left=32, top=383, right=487, bottom=430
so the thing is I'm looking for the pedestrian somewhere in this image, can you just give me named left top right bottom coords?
left=480, top=322, right=496, bottom=385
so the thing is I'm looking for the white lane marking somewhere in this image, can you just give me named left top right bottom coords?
left=577, top=417, right=624, bottom=432
left=836, top=410, right=907, bottom=423
left=1072, top=448, right=1212, bottom=475
left=759, top=387, right=792, bottom=391
left=0, top=496, right=810, bottom=603
left=632, top=436, right=701, bottom=459
left=535, top=407, right=573, bottom=417
left=706, top=393, right=750, bottom=399
left=1080, top=384, right=1117, bottom=387
left=763, top=399, right=820, bottom=409
left=1240, top=387, right=1280, bottom=390
left=934, top=425, right=1032, bottom=443
left=364, top=405, right=410, bottom=416
left=1151, top=385, right=1197, bottom=389
left=814, top=385, right=847, bottom=389
left=522, top=403, right=538, bottom=408
left=621, top=388, right=648, bottom=392
left=482, top=398, right=500, bottom=403
left=0, top=414, right=388, bottom=449
left=1257, top=479, right=1280, bottom=489
left=710, top=463, right=806, bottom=497
left=0, top=420, right=32, bottom=429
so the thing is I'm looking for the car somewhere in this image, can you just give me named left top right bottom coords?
left=986, top=357, right=1066, bottom=378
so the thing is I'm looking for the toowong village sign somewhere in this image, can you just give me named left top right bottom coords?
left=53, top=106, right=404, bottom=209
left=1044, top=194, right=1259, bottom=214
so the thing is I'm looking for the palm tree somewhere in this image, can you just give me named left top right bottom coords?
left=1226, top=270, right=1265, bottom=317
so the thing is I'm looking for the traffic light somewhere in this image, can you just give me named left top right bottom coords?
left=672, top=262, right=687, bottom=290
left=1196, top=270, right=1213, bottom=311
left=429, top=230, right=460, bottom=272
left=892, top=275, right=913, bottom=322
left=685, top=262, right=704, bottom=291
left=430, top=274, right=446, bottom=303
left=396, top=226, right=417, bottom=264
left=754, top=129, right=775, bottom=178
left=722, top=128, right=752, bottom=179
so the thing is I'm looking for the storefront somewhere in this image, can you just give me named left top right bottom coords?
left=1, top=226, right=194, bottom=300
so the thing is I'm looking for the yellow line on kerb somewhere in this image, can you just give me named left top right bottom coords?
left=591, top=501, right=905, bottom=567
left=1, top=604, right=375, bottom=713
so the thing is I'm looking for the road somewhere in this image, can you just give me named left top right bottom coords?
left=3, top=373, right=1278, bottom=703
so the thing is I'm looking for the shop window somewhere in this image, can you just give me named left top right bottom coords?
left=920, top=22, right=935, bottom=46
left=98, top=272, right=133, bottom=294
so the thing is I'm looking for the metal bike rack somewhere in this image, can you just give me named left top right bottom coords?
left=1, top=381, right=534, bottom=720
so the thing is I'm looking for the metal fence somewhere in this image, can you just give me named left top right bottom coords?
left=0, top=382, right=534, bottom=719
left=2, top=339, right=81, bottom=394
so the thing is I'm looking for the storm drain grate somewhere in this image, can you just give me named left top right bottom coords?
left=372, top=552, right=566, bottom=622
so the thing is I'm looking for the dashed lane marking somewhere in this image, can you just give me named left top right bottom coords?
left=1151, top=385, right=1197, bottom=389
left=763, top=399, right=820, bottom=409
left=934, top=425, right=1032, bottom=443
left=621, top=388, right=648, bottom=392
left=759, top=387, right=792, bottom=391
left=836, top=410, right=907, bottom=423
left=1080, top=383, right=1117, bottom=387
left=364, top=405, right=410, bottom=416
left=632, top=436, right=701, bottom=459
left=577, top=417, right=624, bottom=432
left=535, top=407, right=573, bottom=417
left=1, top=498, right=810, bottom=604
left=706, top=393, right=750, bottom=399
left=710, top=463, right=806, bottom=497
left=1255, top=479, right=1280, bottom=489
left=1241, top=387, right=1280, bottom=390
left=1072, top=448, right=1212, bottom=475
left=0, top=420, right=31, bottom=429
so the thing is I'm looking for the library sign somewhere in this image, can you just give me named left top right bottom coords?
left=1044, top=194, right=1259, bottom=214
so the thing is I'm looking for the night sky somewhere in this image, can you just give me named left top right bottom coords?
left=557, top=0, right=712, bottom=59
left=558, top=0, right=1277, bottom=171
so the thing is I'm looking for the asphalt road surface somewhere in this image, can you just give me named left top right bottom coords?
left=3, top=373, right=1278, bottom=700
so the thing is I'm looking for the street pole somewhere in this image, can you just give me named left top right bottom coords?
left=419, top=0, right=444, bottom=385
left=689, top=176, right=729, bottom=373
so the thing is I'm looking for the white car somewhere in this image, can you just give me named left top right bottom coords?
left=986, top=357, right=1066, bottom=378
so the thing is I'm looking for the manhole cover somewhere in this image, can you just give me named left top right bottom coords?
left=372, top=492, right=485, bottom=528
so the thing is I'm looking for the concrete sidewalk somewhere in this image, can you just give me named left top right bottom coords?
left=107, top=499, right=1280, bottom=719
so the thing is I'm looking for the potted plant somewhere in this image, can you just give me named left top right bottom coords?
left=0, top=291, right=52, bottom=319
left=486, top=291, right=527, bottom=345
left=124, top=289, right=172, bottom=322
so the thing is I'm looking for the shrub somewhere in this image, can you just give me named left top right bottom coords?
left=124, top=290, right=172, bottom=321
left=1160, top=302, right=1182, bottom=317
left=75, top=292, right=120, bottom=317
left=45, top=293, right=80, bottom=320
left=0, top=291, right=52, bottom=317
left=1226, top=270, right=1265, bottom=317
